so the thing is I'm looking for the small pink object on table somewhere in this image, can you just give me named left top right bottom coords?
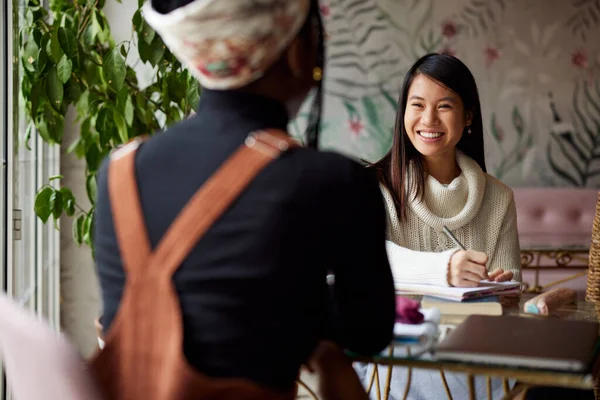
left=396, top=296, right=424, bottom=324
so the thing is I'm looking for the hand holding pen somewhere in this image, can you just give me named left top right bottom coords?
left=442, top=226, right=513, bottom=287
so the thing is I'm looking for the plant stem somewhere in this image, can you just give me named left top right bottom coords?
left=77, top=0, right=99, bottom=39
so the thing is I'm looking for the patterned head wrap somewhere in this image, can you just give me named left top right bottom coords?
left=143, top=0, right=311, bottom=90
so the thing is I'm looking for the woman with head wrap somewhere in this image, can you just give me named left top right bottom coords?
left=92, top=0, right=395, bottom=398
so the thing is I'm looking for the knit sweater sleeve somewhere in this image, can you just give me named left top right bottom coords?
left=488, top=193, right=522, bottom=281
left=386, top=240, right=458, bottom=287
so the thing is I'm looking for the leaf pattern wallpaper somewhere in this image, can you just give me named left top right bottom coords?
left=291, top=0, right=600, bottom=187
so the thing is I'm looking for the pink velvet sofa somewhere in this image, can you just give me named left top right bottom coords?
left=513, top=188, right=598, bottom=297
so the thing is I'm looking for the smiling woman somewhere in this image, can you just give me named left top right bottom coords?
left=364, top=52, right=522, bottom=400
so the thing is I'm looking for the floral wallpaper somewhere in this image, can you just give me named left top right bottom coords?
left=293, top=0, right=600, bottom=187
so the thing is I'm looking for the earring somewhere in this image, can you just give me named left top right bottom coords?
left=467, top=126, right=472, bottom=135
left=313, top=67, right=322, bottom=82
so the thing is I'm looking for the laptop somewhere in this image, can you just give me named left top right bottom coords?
left=435, top=315, right=599, bottom=372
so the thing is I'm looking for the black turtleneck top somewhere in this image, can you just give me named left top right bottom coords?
left=95, top=89, right=395, bottom=391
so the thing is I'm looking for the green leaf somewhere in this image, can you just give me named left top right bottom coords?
left=30, top=80, right=42, bottom=118
left=24, top=122, right=33, bottom=151
left=21, top=73, right=32, bottom=97
left=49, top=190, right=63, bottom=220
left=113, top=108, right=128, bottom=143
left=36, top=118, right=51, bottom=143
left=67, top=136, right=87, bottom=157
left=86, top=144, right=101, bottom=173
left=140, top=20, right=156, bottom=45
left=41, top=103, right=65, bottom=144
left=57, top=54, right=72, bottom=83
left=80, top=117, right=96, bottom=148
left=139, top=35, right=165, bottom=67
left=65, top=198, right=75, bottom=217
left=88, top=92, right=103, bottom=114
left=82, top=59, right=103, bottom=88
left=46, top=67, right=64, bottom=110
left=59, top=187, right=76, bottom=216
left=58, top=27, right=79, bottom=69
left=47, top=29, right=64, bottom=62
left=83, top=10, right=102, bottom=46
left=124, top=95, right=134, bottom=127
left=76, top=90, right=89, bottom=119
left=132, top=10, right=142, bottom=32
left=49, top=175, right=64, bottom=181
left=186, top=83, right=200, bottom=110
left=73, top=215, right=85, bottom=245
left=116, top=87, right=128, bottom=110
left=22, top=39, right=38, bottom=72
left=34, top=187, right=54, bottom=223
left=32, top=27, right=44, bottom=46
left=65, top=78, right=82, bottom=103
left=135, top=93, right=148, bottom=123
left=36, top=47, right=48, bottom=75
left=82, top=211, right=95, bottom=247
left=86, top=174, right=97, bottom=204
left=103, top=48, right=126, bottom=92
left=95, top=107, right=115, bottom=146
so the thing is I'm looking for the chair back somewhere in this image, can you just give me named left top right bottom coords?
left=0, top=293, right=102, bottom=400
left=586, top=192, right=600, bottom=303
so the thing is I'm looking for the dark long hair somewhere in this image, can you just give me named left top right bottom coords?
left=371, top=53, right=486, bottom=220
left=303, top=0, right=325, bottom=149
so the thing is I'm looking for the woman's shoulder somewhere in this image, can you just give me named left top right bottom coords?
left=482, top=173, right=515, bottom=203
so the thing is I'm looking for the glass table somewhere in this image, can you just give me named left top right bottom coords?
left=348, top=294, right=600, bottom=400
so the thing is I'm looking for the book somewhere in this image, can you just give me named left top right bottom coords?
left=395, top=280, right=521, bottom=301
left=436, top=315, right=599, bottom=372
left=420, top=298, right=502, bottom=317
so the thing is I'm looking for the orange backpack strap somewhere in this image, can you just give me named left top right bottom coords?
left=108, top=137, right=152, bottom=274
left=108, top=129, right=298, bottom=276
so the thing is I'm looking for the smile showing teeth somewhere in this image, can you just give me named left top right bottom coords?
left=418, top=131, right=444, bottom=139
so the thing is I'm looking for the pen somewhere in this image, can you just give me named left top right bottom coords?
left=442, top=226, right=466, bottom=251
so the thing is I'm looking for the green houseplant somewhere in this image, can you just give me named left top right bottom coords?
left=20, top=0, right=200, bottom=253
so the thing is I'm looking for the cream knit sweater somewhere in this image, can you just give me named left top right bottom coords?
left=381, top=151, right=522, bottom=286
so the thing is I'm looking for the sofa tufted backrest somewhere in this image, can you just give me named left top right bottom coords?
left=514, top=188, right=598, bottom=248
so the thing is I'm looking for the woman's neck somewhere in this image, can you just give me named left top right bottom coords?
left=423, top=153, right=461, bottom=184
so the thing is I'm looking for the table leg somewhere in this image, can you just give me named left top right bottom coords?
left=384, top=347, right=394, bottom=400
left=402, top=347, right=412, bottom=400
left=374, top=365, right=382, bottom=400
left=486, top=376, right=492, bottom=400
left=366, top=365, right=376, bottom=395
left=502, top=379, right=510, bottom=395
left=467, top=374, right=476, bottom=400
left=440, top=371, right=453, bottom=399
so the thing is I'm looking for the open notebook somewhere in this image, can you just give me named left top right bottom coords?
left=395, top=280, right=521, bottom=301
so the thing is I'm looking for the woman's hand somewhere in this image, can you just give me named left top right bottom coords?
left=488, top=268, right=514, bottom=282
left=448, top=250, right=489, bottom=287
